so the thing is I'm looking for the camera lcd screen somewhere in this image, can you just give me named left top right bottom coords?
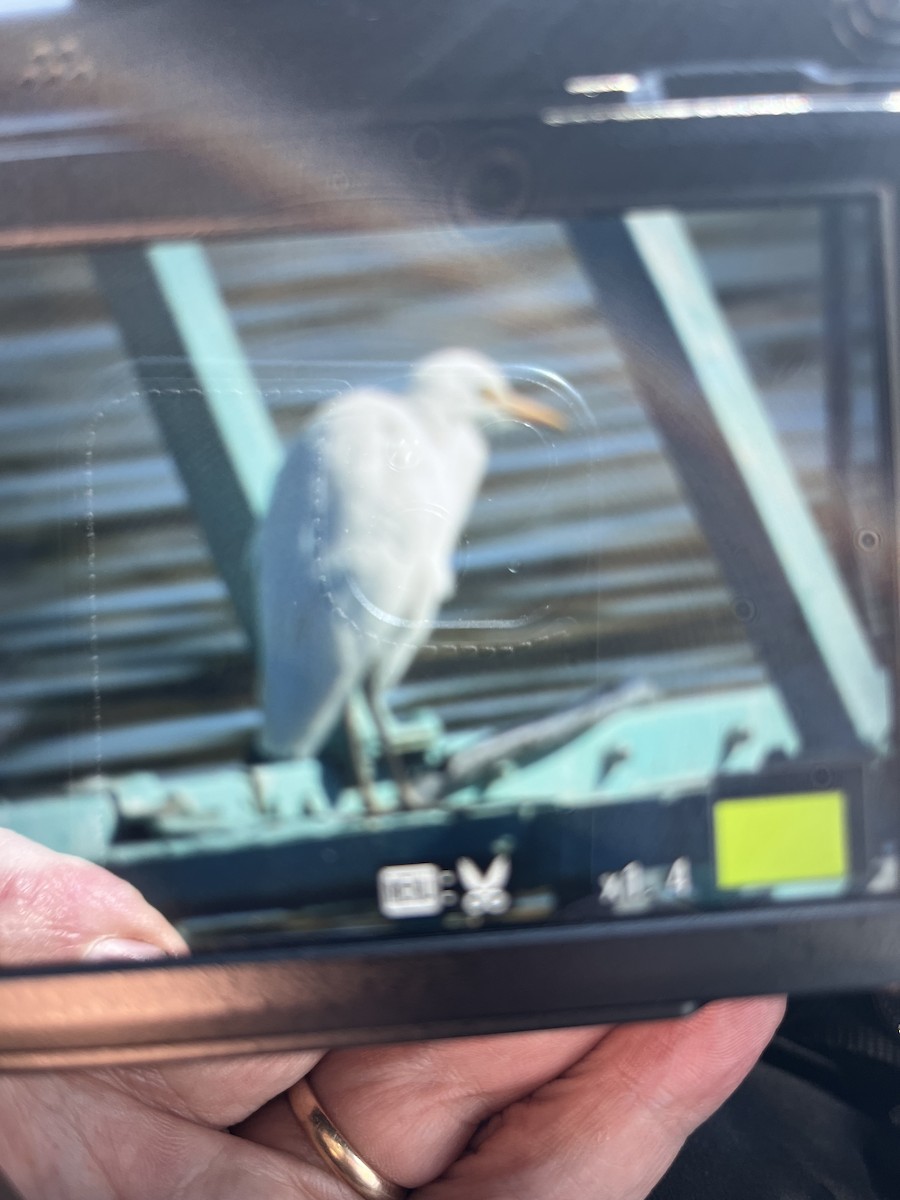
left=0, top=199, right=896, bottom=956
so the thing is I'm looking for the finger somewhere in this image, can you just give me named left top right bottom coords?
left=114, top=1049, right=325, bottom=1130
left=417, top=996, right=786, bottom=1200
left=0, top=1068, right=350, bottom=1200
left=0, top=831, right=320, bottom=1128
left=0, top=829, right=187, bottom=964
left=237, top=1026, right=609, bottom=1189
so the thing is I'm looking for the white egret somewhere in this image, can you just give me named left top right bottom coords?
left=257, top=349, right=565, bottom=796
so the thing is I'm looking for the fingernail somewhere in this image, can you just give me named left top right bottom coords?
left=83, top=937, right=170, bottom=963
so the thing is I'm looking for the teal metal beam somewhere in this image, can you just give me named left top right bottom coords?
left=569, top=213, right=890, bottom=752
left=145, top=244, right=283, bottom=520
left=92, top=243, right=283, bottom=640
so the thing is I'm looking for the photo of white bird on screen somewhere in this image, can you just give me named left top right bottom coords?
left=0, top=200, right=895, bottom=951
left=258, top=350, right=567, bottom=809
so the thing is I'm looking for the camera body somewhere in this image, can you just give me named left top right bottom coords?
left=0, top=0, right=899, bottom=1067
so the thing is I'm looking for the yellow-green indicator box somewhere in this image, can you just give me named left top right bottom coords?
left=713, top=791, right=849, bottom=891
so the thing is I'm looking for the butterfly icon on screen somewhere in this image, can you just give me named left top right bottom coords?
left=456, top=854, right=512, bottom=917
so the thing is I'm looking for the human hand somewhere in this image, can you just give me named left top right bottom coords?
left=0, top=831, right=784, bottom=1200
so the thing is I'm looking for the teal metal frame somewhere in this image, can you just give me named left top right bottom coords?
left=91, top=244, right=283, bottom=639
left=568, top=213, right=890, bottom=756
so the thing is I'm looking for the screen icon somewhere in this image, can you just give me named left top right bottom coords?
left=457, top=855, right=512, bottom=916
left=377, top=863, right=446, bottom=918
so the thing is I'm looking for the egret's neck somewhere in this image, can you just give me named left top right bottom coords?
left=410, top=387, right=475, bottom=432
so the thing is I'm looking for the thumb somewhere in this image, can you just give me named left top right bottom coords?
left=0, top=828, right=187, bottom=965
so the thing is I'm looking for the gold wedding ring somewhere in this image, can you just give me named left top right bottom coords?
left=288, top=1078, right=409, bottom=1200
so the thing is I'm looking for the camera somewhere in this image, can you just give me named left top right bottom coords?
left=0, top=0, right=899, bottom=1067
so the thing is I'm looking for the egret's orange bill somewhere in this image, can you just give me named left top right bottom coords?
left=497, top=391, right=568, bottom=430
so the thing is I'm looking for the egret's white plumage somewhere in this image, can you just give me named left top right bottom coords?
left=258, top=349, right=563, bottom=761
